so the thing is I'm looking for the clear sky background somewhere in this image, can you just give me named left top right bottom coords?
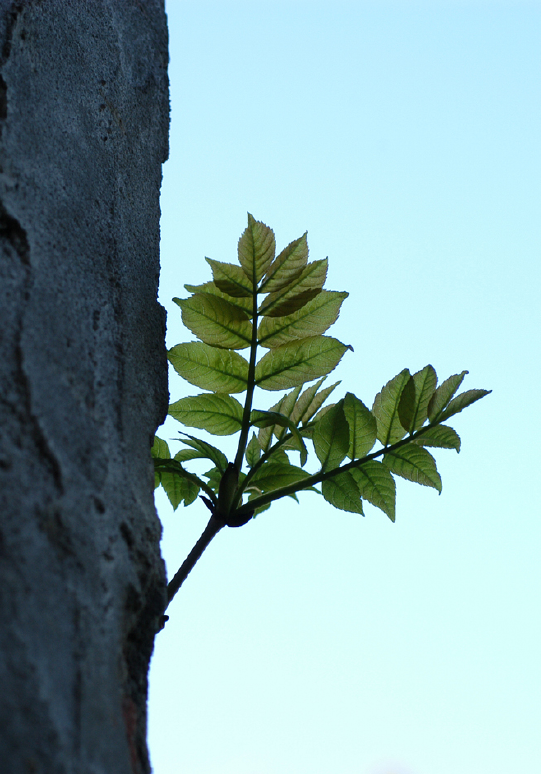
left=148, top=2, right=540, bottom=773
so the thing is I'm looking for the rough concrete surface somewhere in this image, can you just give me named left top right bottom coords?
left=0, top=2, right=169, bottom=772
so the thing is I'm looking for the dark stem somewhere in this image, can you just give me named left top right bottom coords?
left=234, top=281, right=259, bottom=471
left=233, top=422, right=438, bottom=518
left=166, top=515, right=224, bottom=608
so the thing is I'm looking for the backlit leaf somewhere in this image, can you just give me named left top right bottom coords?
left=313, top=401, right=349, bottom=471
left=238, top=214, right=275, bottom=285
left=184, top=281, right=253, bottom=313
left=343, top=393, right=377, bottom=459
left=245, top=433, right=261, bottom=467
left=158, top=470, right=200, bottom=510
left=179, top=434, right=228, bottom=474
left=350, top=461, right=396, bottom=521
left=372, top=369, right=410, bottom=445
left=260, top=232, right=308, bottom=293
left=169, top=393, right=243, bottom=436
left=383, top=445, right=442, bottom=492
left=414, top=425, right=461, bottom=452
left=249, top=462, right=310, bottom=492
left=255, top=335, right=349, bottom=391
left=322, top=471, right=363, bottom=514
left=168, top=342, right=248, bottom=393
left=438, top=389, right=491, bottom=422
left=250, top=407, right=307, bottom=465
left=173, top=294, right=251, bottom=350
left=427, top=371, right=468, bottom=422
left=259, top=260, right=328, bottom=317
left=206, top=258, right=253, bottom=297
left=398, top=366, right=438, bottom=433
left=257, top=290, right=348, bottom=348
left=291, top=378, right=340, bottom=426
left=151, top=436, right=170, bottom=460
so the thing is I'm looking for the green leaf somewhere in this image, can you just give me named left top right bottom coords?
left=245, top=433, right=261, bottom=467
left=238, top=214, right=275, bottom=285
left=255, top=335, right=349, bottom=391
left=350, top=461, right=396, bottom=522
left=257, top=290, right=349, bottom=348
left=250, top=408, right=308, bottom=466
left=159, top=470, right=199, bottom=510
left=411, top=365, right=438, bottom=430
left=313, top=401, right=349, bottom=471
left=414, top=425, right=461, bottom=452
left=151, top=436, right=170, bottom=460
left=438, top=389, right=491, bottom=422
left=173, top=294, right=251, bottom=350
left=259, top=260, right=328, bottom=317
left=249, top=461, right=311, bottom=492
left=372, top=369, right=411, bottom=445
left=290, top=378, right=340, bottom=426
left=396, top=375, right=416, bottom=433
left=169, top=393, right=244, bottom=436
left=168, top=342, right=249, bottom=394
left=205, top=258, right=253, bottom=297
left=153, top=458, right=202, bottom=509
left=184, top=281, right=253, bottom=313
left=427, top=371, right=468, bottom=422
left=260, top=232, right=308, bottom=293
left=343, top=392, right=377, bottom=459
left=174, top=449, right=205, bottom=462
left=322, top=471, right=363, bottom=514
left=179, top=434, right=228, bottom=474
left=383, top=445, right=442, bottom=492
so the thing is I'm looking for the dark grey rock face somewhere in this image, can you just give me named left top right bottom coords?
left=0, top=3, right=169, bottom=772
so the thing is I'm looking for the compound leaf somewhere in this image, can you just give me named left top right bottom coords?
left=383, top=445, right=442, bottom=492
left=173, top=294, right=251, bottom=350
left=169, top=393, right=244, bottom=436
left=168, top=342, right=249, bottom=394
left=372, top=369, right=411, bottom=446
left=343, top=392, right=377, bottom=459
left=255, top=336, right=349, bottom=391
left=350, top=461, right=396, bottom=522
left=322, top=471, right=363, bottom=514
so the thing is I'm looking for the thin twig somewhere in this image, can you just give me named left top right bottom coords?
left=166, top=515, right=224, bottom=608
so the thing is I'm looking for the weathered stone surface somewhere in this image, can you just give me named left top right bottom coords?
left=0, top=2, right=169, bottom=772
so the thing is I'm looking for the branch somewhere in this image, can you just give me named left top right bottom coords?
left=233, top=423, right=437, bottom=517
left=166, top=515, right=224, bottom=608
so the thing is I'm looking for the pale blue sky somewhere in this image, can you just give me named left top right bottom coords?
left=149, top=2, right=540, bottom=773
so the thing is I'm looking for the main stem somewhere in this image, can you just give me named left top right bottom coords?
left=234, top=282, right=259, bottom=471
left=166, top=515, right=224, bottom=607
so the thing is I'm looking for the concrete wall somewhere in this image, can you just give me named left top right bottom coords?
left=0, top=2, right=169, bottom=772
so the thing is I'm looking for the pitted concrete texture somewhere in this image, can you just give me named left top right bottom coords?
left=0, top=3, right=169, bottom=772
